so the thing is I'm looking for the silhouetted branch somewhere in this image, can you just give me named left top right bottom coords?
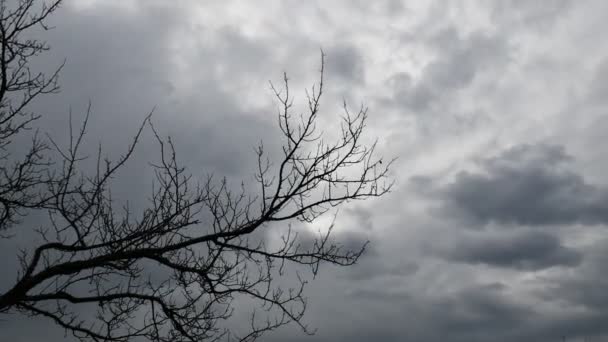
left=0, top=2, right=392, bottom=341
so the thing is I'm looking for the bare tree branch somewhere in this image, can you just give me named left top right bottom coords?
left=0, top=2, right=393, bottom=341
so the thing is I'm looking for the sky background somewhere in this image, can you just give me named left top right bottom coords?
left=4, top=1, right=608, bottom=341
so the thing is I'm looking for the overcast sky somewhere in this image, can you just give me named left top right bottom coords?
left=5, top=1, right=608, bottom=341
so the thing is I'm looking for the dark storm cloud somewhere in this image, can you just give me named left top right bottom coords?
left=438, top=230, right=582, bottom=270
left=435, top=144, right=608, bottom=226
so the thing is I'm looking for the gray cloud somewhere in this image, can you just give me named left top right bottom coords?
left=438, top=230, right=582, bottom=270
left=489, top=0, right=574, bottom=32
left=325, top=43, right=366, bottom=84
left=29, top=2, right=287, bottom=202
left=4, top=1, right=608, bottom=342
left=426, top=28, right=511, bottom=90
left=435, top=144, right=608, bottom=227
left=340, top=253, right=418, bottom=281
left=392, top=28, right=511, bottom=111
left=588, top=57, right=608, bottom=106
left=542, top=239, right=608, bottom=312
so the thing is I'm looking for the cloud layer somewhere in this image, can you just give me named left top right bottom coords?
left=437, top=144, right=608, bottom=226
left=3, top=1, right=608, bottom=341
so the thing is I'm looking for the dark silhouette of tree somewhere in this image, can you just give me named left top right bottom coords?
left=0, top=1, right=392, bottom=341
